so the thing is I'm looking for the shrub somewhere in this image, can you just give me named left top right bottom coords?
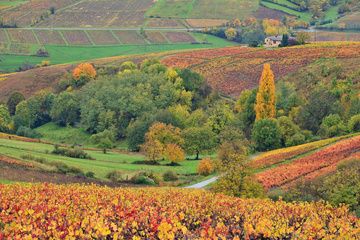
left=162, top=170, right=179, bottom=182
left=106, top=170, right=123, bottom=182
left=41, top=60, right=50, bottom=67
left=68, top=166, right=84, bottom=175
left=348, top=114, right=360, bottom=133
left=196, top=158, right=214, bottom=176
left=16, top=126, right=42, bottom=139
left=285, top=133, right=306, bottom=147
left=85, top=171, right=95, bottom=178
left=133, top=176, right=156, bottom=186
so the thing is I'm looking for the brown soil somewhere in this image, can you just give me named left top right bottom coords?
left=0, top=165, right=143, bottom=188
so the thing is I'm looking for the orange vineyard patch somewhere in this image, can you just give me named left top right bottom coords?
left=0, top=184, right=360, bottom=239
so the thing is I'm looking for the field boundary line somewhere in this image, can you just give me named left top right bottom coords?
left=160, top=31, right=171, bottom=44
left=214, top=0, right=220, bottom=19
left=31, top=29, right=40, bottom=45
left=58, top=30, right=69, bottom=46
left=186, top=0, right=196, bottom=18
left=84, top=30, right=95, bottom=46
left=110, top=30, right=123, bottom=45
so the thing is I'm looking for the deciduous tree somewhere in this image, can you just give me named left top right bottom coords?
left=254, top=64, right=276, bottom=120
left=6, top=91, right=25, bottom=115
left=73, top=63, right=97, bottom=83
left=182, top=126, right=217, bottom=160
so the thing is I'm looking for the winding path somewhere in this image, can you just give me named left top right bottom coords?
left=185, top=155, right=259, bottom=189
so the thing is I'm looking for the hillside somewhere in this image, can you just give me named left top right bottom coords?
left=162, top=42, right=360, bottom=97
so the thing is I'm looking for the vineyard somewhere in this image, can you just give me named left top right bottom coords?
left=163, top=32, right=196, bottom=43
left=252, top=135, right=355, bottom=169
left=6, top=29, right=38, bottom=44
left=0, top=30, right=7, bottom=43
left=9, top=43, right=31, bottom=54
left=86, top=31, right=120, bottom=46
left=146, top=18, right=183, bottom=28
left=60, top=30, right=93, bottom=46
left=34, top=30, right=66, bottom=45
left=162, top=42, right=360, bottom=96
left=112, top=31, right=147, bottom=45
left=34, top=0, right=155, bottom=28
left=256, top=135, right=360, bottom=190
left=146, top=32, right=169, bottom=44
left=1, top=184, right=360, bottom=239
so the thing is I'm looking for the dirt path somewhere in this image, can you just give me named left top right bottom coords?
left=184, top=154, right=260, bottom=189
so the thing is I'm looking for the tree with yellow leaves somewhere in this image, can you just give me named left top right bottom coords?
left=254, top=64, right=276, bottom=120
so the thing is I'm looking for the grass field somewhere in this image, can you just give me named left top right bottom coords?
left=146, top=0, right=193, bottom=18
left=0, top=35, right=236, bottom=72
left=0, top=137, right=204, bottom=180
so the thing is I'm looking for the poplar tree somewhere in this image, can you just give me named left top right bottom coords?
left=254, top=64, right=276, bottom=120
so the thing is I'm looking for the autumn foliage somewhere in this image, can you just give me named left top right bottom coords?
left=256, top=135, right=360, bottom=190
left=1, top=183, right=360, bottom=239
left=254, top=64, right=276, bottom=120
left=196, top=158, right=214, bottom=176
left=73, top=63, right=97, bottom=82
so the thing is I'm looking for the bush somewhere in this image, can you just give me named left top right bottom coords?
left=41, top=60, right=50, bottom=66
left=133, top=176, right=156, bottom=186
left=106, top=170, right=123, bottom=182
left=85, top=171, right=95, bottom=178
left=196, top=158, right=214, bottom=176
left=348, top=114, right=360, bottom=133
left=252, top=118, right=282, bottom=151
left=16, top=126, right=42, bottom=139
left=68, top=166, right=84, bottom=175
left=162, top=170, right=179, bottom=182
left=51, top=145, right=93, bottom=159
left=285, top=133, right=305, bottom=147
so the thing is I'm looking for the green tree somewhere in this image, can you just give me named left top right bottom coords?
left=98, top=137, right=114, bottom=154
left=50, top=92, right=79, bottom=126
left=296, top=32, right=311, bottom=45
left=213, top=153, right=265, bottom=198
left=6, top=91, right=25, bottom=115
left=0, top=105, right=11, bottom=133
left=90, top=130, right=116, bottom=145
left=185, top=109, right=208, bottom=128
left=281, top=34, right=289, bottom=47
left=277, top=116, right=300, bottom=146
left=207, top=101, right=234, bottom=134
left=169, top=104, right=190, bottom=129
left=348, top=114, right=360, bottom=133
left=182, top=126, right=217, bottom=160
left=126, top=114, right=154, bottom=151
left=119, top=61, right=137, bottom=72
left=252, top=118, right=281, bottom=151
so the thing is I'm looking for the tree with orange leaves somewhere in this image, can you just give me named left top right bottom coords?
left=73, top=63, right=97, bottom=84
left=254, top=64, right=276, bottom=120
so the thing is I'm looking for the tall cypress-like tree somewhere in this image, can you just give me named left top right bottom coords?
left=281, top=34, right=289, bottom=47
left=254, top=64, right=276, bottom=121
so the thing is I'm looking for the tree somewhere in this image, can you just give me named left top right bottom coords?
left=140, top=122, right=184, bottom=161
left=196, top=158, right=214, bottom=176
left=119, top=61, right=137, bottom=72
left=225, top=28, right=237, bottom=41
left=90, top=130, right=116, bottom=145
left=98, top=137, right=114, bottom=154
left=182, top=126, right=217, bottom=160
left=277, top=116, right=300, bottom=146
left=0, top=105, right=11, bottom=133
left=163, top=143, right=186, bottom=162
left=6, top=91, right=25, bottom=115
left=73, top=63, right=97, bottom=84
left=50, top=92, right=79, bottom=126
left=254, top=64, right=276, bottom=121
left=207, top=101, right=234, bottom=134
left=213, top=153, right=265, bottom=198
left=50, top=7, right=55, bottom=14
left=252, top=118, right=281, bottom=151
left=169, top=104, right=190, bottom=129
left=281, top=34, right=289, bottom=47
left=348, top=114, right=360, bottom=133
left=296, top=32, right=311, bottom=45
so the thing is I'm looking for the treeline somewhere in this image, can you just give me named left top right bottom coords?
left=1, top=58, right=360, bottom=156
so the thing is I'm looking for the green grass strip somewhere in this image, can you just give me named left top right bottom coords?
left=31, top=29, right=40, bottom=44
left=84, top=30, right=95, bottom=46
left=57, top=30, right=69, bottom=46
left=186, top=0, right=196, bottom=18
left=110, top=30, right=123, bottom=45
left=214, top=0, right=220, bottom=19
left=4, top=29, right=10, bottom=53
left=160, top=31, right=171, bottom=44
